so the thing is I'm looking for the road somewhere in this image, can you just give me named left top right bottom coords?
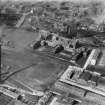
left=0, top=86, right=18, bottom=99
left=60, top=78, right=105, bottom=97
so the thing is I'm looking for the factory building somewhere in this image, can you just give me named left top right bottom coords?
left=98, top=50, right=105, bottom=67
left=83, top=49, right=101, bottom=69
left=90, top=49, right=101, bottom=66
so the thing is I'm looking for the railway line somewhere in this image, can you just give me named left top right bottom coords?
left=32, top=49, right=79, bottom=67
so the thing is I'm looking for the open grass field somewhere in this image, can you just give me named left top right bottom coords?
left=1, top=28, right=68, bottom=91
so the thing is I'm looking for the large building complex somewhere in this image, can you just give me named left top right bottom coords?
left=1, top=1, right=105, bottom=105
